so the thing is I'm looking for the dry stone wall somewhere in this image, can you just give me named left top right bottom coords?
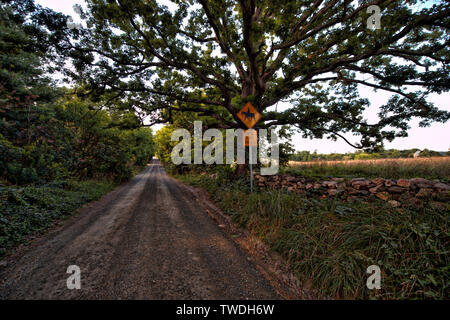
left=253, top=174, right=450, bottom=205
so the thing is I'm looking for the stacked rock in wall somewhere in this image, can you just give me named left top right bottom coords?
left=253, top=173, right=450, bottom=203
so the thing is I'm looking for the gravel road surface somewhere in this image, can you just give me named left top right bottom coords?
left=0, top=161, right=281, bottom=299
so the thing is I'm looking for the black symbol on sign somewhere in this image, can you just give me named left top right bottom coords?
left=241, top=108, right=255, bottom=121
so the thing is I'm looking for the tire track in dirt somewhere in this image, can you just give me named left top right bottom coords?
left=0, top=161, right=280, bottom=299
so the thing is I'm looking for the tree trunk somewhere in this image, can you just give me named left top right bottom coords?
left=235, top=163, right=248, bottom=176
left=235, top=145, right=250, bottom=176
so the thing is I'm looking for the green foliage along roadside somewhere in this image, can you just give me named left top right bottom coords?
left=175, top=170, right=449, bottom=300
left=0, top=2, right=155, bottom=185
left=0, top=179, right=115, bottom=257
left=0, top=1, right=155, bottom=257
left=0, top=94, right=155, bottom=185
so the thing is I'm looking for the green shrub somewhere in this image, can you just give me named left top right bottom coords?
left=0, top=180, right=115, bottom=256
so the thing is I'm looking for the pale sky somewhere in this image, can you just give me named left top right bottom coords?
left=36, top=0, right=450, bottom=153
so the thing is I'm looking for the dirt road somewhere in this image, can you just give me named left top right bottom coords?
left=0, top=161, right=280, bottom=299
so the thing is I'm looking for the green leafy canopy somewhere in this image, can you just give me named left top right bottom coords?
left=59, top=0, right=449, bottom=150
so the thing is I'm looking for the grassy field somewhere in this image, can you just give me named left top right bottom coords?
left=175, top=167, right=449, bottom=300
left=0, top=180, right=116, bottom=257
left=286, top=157, right=450, bottom=181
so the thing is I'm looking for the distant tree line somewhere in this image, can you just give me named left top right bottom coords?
left=290, top=148, right=450, bottom=162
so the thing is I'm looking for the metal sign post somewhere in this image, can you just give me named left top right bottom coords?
left=244, top=131, right=257, bottom=193
left=249, top=145, right=253, bottom=192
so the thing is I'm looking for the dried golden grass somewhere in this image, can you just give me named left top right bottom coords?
left=289, top=156, right=450, bottom=167
left=287, top=157, right=450, bottom=180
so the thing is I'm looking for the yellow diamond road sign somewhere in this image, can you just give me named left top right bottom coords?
left=237, top=102, right=261, bottom=129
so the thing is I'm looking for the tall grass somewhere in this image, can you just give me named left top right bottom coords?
left=177, top=172, right=450, bottom=299
left=286, top=157, right=450, bottom=181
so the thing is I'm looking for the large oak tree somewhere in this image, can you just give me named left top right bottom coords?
left=60, top=0, right=449, bottom=150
